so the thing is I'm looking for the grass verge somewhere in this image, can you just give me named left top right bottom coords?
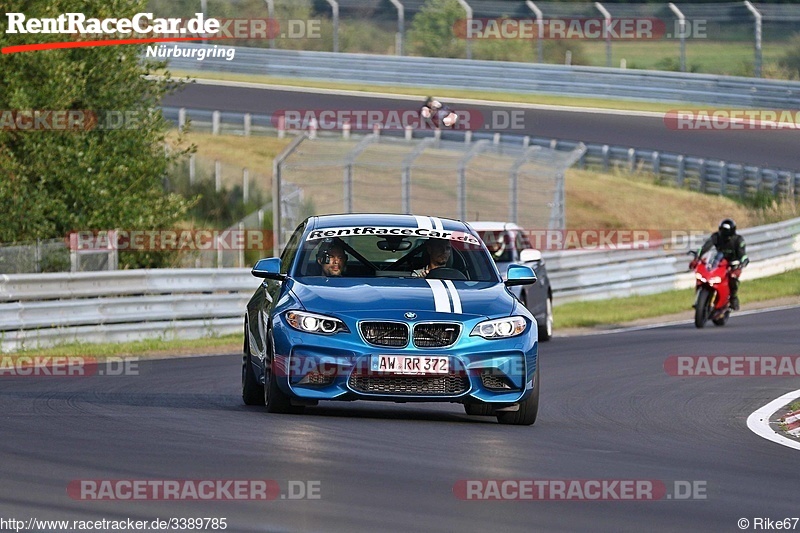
left=555, top=268, right=800, bottom=329
left=8, top=334, right=241, bottom=359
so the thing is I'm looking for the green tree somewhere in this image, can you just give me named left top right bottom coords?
left=0, top=0, right=194, bottom=267
left=407, top=0, right=466, bottom=59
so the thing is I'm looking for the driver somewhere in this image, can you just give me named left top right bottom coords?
left=413, top=239, right=452, bottom=278
left=420, top=97, right=459, bottom=129
left=317, top=242, right=348, bottom=277
left=691, top=218, right=748, bottom=310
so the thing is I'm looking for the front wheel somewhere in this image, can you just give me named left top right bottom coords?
left=538, top=295, right=553, bottom=342
left=242, top=324, right=265, bottom=406
left=694, top=288, right=713, bottom=329
left=497, top=368, right=539, bottom=426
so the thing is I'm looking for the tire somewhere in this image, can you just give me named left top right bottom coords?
left=497, top=368, right=539, bottom=426
left=464, top=403, right=495, bottom=416
left=694, top=288, right=712, bottom=329
left=538, top=295, right=553, bottom=342
left=264, top=332, right=304, bottom=415
left=242, top=323, right=265, bottom=406
left=712, top=310, right=730, bottom=327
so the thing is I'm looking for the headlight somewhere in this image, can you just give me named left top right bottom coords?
left=471, top=316, right=527, bottom=339
left=695, top=273, right=706, bottom=282
left=708, top=276, right=722, bottom=285
left=285, top=311, right=348, bottom=335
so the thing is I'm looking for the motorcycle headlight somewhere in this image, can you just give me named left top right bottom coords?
left=285, top=311, right=348, bottom=335
left=471, top=316, right=527, bottom=339
left=708, top=276, right=722, bottom=285
left=695, top=273, right=706, bottom=282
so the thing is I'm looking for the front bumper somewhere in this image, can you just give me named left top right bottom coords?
left=271, top=317, right=538, bottom=404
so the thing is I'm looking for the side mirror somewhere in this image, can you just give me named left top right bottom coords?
left=505, top=264, right=537, bottom=286
left=251, top=257, right=285, bottom=280
left=519, top=248, right=543, bottom=263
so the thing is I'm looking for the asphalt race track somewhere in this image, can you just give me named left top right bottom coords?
left=162, top=83, right=800, bottom=172
left=2, top=307, right=798, bottom=532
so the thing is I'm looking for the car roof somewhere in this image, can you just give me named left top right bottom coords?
left=311, top=213, right=470, bottom=232
left=467, top=221, right=523, bottom=232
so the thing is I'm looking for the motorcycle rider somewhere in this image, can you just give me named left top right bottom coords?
left=420, top=97, right=459, bottom=128
left=691, top=218, right=749, bottom=310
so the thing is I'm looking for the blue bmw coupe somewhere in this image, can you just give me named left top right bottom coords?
left=243, top=214, right=540, bottom=425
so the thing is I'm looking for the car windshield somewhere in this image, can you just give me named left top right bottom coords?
left=476, top=230, right=515, bottom=263
left=295, top=230, right=499, bottom=282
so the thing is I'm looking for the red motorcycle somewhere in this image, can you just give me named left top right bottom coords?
left=688, top=250, right=735, bottom=328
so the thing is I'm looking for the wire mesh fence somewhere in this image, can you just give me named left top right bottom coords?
left=274, top=131, right=584, bottom=248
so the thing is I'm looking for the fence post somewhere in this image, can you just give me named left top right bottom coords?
left=652, top=151, right=660, bottom=176
left=627, top=148, right=636, bottom=172
left=215, top=160, right=222, bottom=192
left=343, top=120, right=351, bottom=139
left=602, top=145, right=610, bottom=171
left=277, top=115, right=285, bottom=139
left=676, top=154, right=685, bottom=187
left=189, top=154, right=196, bottom=185
left=108, top=230, right=118, bottom=271
left=178, top=107, right=186, bottom=129
left=699, top=159, right=707, bottom=193
left=404, top=125, right=412, bottom=141
left=719, top=161, right=727, bottom=196
left=35, top=238, right=41, bottom=273
left=244, top=113, right=251, bottom=136
left=212, top=110, right=220, bottom=135
left=238, top=222, right=245, bottom=268
left=243, top=168, right=249, bottom=204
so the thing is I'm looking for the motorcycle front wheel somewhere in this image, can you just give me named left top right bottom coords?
left=694, top=288, right=713, bottom=328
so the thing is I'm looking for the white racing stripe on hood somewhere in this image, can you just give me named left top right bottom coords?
left=414, top=215, right=433, bottom=230
left=431, top=216, right=444, bottom=231
left=443, top=279, right=462, bottom=314
left=426, top=279, right=452, bottom=312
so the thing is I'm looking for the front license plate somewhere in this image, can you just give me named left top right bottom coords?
left=372, top=355, right=449, bottom=375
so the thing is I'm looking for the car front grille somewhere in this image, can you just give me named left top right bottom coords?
left=360, top=322, right=409, bottom=347
left=413, top=323, right=460, bottom=348
left=348, top=373, right=469, bottom=396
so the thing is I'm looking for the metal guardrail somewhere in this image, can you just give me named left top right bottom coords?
left=1, top=217, right=798, bottom=351
left=548, top=216, right=800, bottom=303
left=163, top=106, right=800, bottom=201
left=169, top=45, right=800, bottom=107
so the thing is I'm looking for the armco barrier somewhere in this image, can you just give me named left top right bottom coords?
left=168, top=45, right=800, bottom=108
left=1, top=217, right=798, bottom=351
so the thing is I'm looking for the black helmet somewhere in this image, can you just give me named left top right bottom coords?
left=718, top=218, right=736, bottom=239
